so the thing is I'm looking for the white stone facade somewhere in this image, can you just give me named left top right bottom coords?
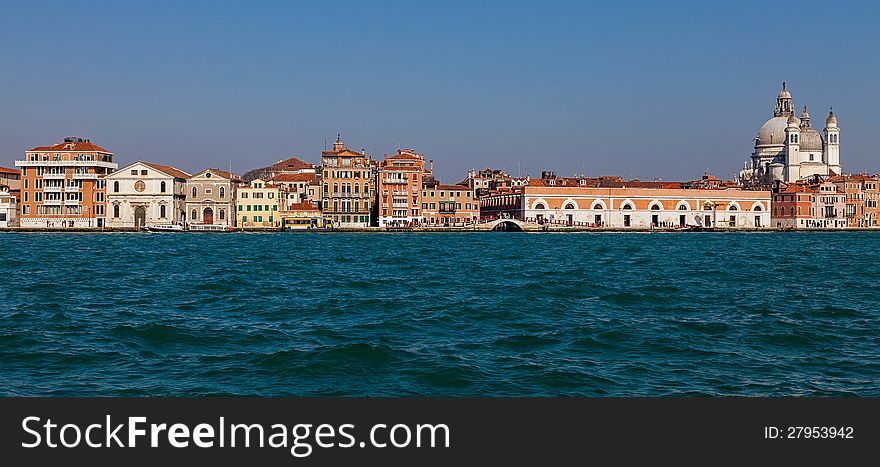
left=105, top=162, right=189, bottom=228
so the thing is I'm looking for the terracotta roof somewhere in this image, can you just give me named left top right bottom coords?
left=141, top=162, right=191, bottom=180
left=0, top=167, right=19, bottom=175
left=437, top=184, right=471, bottom=192
left=271, top=173, right=317, bottom=183
left=270, top=156, right=315, bottom=171
left=285, top=202, right=319, bottom=211
left=29, top=141, right=111, bottom=153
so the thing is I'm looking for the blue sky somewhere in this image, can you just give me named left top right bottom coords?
left=1, top=0, right=877, bottom=183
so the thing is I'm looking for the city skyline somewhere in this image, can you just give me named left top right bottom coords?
left=1, top=1, right=878, bottom=182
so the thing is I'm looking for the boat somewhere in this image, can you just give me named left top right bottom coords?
left=188, top=224, right=235, bottom=233
left=145, top=223, right=185, bottom=232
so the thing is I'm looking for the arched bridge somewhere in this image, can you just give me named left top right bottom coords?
left=486, top=219, right=527, bottom=231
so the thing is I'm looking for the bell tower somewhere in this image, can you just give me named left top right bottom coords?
left=824, top=110, right=841, bottom=175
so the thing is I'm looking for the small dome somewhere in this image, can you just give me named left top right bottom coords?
left=778, top=81, right=791, bottom=99
left=826, top=110, right=838, bottom=127
left=798, top=126, right=824, bottom=151
left=800, top=105, right=810, bottom=122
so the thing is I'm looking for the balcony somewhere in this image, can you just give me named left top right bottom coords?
left=73, top=173, right=98, bottom=180
left=43, top=173, right=67, bottom=179
left=43, top=199, right=63, bottom=206
left=43, top=186, right=63, bottom=192
left=15, top=160, right=117, bottom=169
left=64, top=199, right=80, bottom=206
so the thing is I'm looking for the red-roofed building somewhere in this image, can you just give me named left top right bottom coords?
left=377, top=148, right=431, bottom=227
left=421, top=181, right=479, bottom=226
left=15, top=136, right=117, bottom=228
left=320, top=136, right=376, bottom=227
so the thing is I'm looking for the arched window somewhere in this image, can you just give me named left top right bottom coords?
left=622, top=204, right=633, bottom=210
left=220, top=187, right=225, bottom=199
left=192, top=187, right=197, bottom=198
left=729, top=205, right=738, bottom=211
left=113, top=181, right=119, bottom=193
left=160, top=205, right=166, bottom=218
left=535, top=203, right=546, bottom=210
left=191, top=209, right=197, bottom=220
left=592, top=203, right=603, bottom=210
left=113, top=204, right=120, bottom=218
left=678, top=204, right=688, bottom=210
left=754, top=204, right=763, bottom=212
left=650, top=204, right=661, bottom=211
left=323, top=183, right=328, bottom=194
left=333, top=183, right=338, bottom=194
left=160, top=181, right=166, bottom=193
left=219, top=209, right=225, bottom=220
left=564, top=203, right=575, bottom=209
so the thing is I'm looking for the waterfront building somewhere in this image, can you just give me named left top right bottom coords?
left=185, top=169, right=240, bottom=227
left=320, top=136, right=375, bottom=227
left=740, top=83, right=841, bottom=186
left=235, top=178, right=281, bottom=228
left=0, top=186, right=18, bottom=227
left=481, top=185, right=771, bottom=229
left=0, top=167, right=20, bottom=191
left=771, top=181, right=847, bottom=229
left=829, top=174, right=880, bottom=227
left=271, top=173, right=319, bottom=209
left=421, top=181, right=479, bottom=225
left=105, top=162, right=190, bottom=228
left=377, top=149, right=430, bottom=227
left=15, top=137, right=117, bottom=228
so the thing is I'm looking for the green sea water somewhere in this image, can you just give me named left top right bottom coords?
left=0, top=231, right=877, bottom=396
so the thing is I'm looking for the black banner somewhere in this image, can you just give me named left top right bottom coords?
left=1, top=398, right=875, bottom=465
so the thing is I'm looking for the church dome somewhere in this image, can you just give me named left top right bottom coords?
left=799, top=126, right=824, bottom=151
left=756, top=116, right=789, bottom=146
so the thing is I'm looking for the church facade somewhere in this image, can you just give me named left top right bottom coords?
left=740, top=83, right=840, bottom=186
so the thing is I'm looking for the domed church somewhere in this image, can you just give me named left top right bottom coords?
left=740, top=82, right=840, bottom=186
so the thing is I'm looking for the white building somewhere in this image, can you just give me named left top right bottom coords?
left=741, top=82, right=840, bottom=186
left=0, top=187, right=18, bottom=227
left=105, top=161, right=190, bottom=228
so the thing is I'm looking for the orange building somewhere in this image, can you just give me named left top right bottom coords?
left=829, top=174, right=880, bottom=227
left=320, top=136, right=375, bottom=227
left=421, top=181, right=479, bottom=226
left=377, top=149, right=430, bottom=227
left=15, top=137, right=117, bottom=228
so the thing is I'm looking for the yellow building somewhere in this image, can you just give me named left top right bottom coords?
left=235, top=178, right=281, bottom=229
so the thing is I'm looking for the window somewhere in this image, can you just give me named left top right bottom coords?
left=191, top=209, right=197, bottom=220
left=219, top=209, right=225, bottom=220
left=160, top=205, right=166, bottom=218
left=650, top=204, right=661, bottom=211
left=160, top=181, right=166, bottom=193
left=238, top=205, right=242, bottom=212
left=113, top=204, right=120, bottom=218
left=220, top=187, right=225, bottom=199
left=114, top=181, right=119, bottom=193
left=622, top=204, right=633, bottom=210
left=192, top=187, right=197, bottom=198
left=205, top=189, right=212, bottom=195
left=131, top=170, right=138, bottom=175
left=535, top=203, right=546, bottom=210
